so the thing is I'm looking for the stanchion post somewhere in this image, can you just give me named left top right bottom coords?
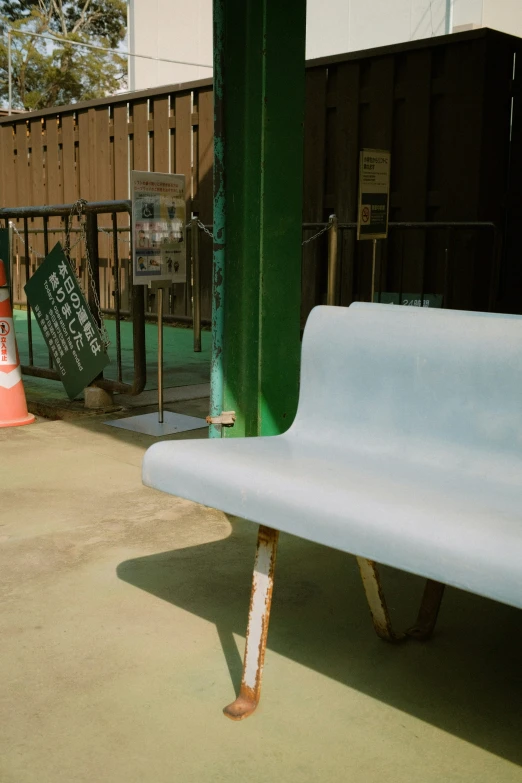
left=191, top=216, right=202, bottom=352
left=371, top=238, right=377, bottom=303
left=327, top=214, right=339, bottom=306
left=158, top=286, right=164, bottom=424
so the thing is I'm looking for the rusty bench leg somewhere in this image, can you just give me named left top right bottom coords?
left=357, top=557, right=445, bottom=643
left=356, top=558, right=406, bottom=642
left=406, top=579, right=446, bottom=640
left=223, top=525, right=279, bottom=721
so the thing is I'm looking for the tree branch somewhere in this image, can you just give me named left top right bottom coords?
left=72, top=0, right=94, bottom=35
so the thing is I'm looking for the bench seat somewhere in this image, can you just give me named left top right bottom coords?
left=144, top=432, right=522, bottom=610
left=142, top=302, right=522, bottom=718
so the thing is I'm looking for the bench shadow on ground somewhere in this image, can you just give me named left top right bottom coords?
left=117, top=517, right=522, bottom=766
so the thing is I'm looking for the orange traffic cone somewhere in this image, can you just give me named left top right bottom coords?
left=0, top=259, right=35, bottom=427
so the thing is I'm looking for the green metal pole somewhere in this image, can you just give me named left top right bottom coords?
left=217, top=0, right=307, bottom=439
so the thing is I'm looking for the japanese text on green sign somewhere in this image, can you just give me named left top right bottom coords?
left=24, top=243, right=109, bottom=399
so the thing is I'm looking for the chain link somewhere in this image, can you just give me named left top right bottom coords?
left=11, top=223, right=46, bottom=258
left=301, top=222, right=332, bottom=246
left=98, top=225, right=131, bottom=244
left=195, top=218, right=214, bottom=241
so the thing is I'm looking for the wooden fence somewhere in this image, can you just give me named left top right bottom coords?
left=1, top=27, right=521, bottom=321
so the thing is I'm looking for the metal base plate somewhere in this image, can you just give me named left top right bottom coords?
left=104, top=411, right=207, bottom=436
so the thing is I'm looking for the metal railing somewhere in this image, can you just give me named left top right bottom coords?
left=1, top=200, right=146, bottom=395
left=4, top=205, right=501, bottom=396
left=303, top=218, right=501, bottom=313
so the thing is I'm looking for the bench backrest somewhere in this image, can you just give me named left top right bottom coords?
left=292, top=303, right=522, bottom=466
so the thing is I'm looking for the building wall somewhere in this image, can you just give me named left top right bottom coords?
left=129, top=0, right=213, bottom=89
left=128, top=0, right=522, bottom=90
left=482, top=0, right=522, bottom=37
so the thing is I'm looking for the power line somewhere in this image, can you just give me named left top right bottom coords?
left=7, top=27, right=213, bottom=115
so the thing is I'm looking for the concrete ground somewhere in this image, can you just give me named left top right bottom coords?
left=1, top=404, right=522, bottom=782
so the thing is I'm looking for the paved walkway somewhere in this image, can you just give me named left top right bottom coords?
left=0, top=409, right=521, bottom=782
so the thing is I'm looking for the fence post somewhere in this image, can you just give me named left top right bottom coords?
left=85, top=212, right=101, bottom=328
left=84, top=211, right=112, bottom=408
left=327, top=214, right=339, bottom=306
left=192, top=216, right=202, bottom=352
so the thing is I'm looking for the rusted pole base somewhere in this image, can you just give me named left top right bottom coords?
left=223, top=525, right=279, bottom=721
left=357, top=557, right=445, bottom=643
left=223, top=689, right=258, bottom=721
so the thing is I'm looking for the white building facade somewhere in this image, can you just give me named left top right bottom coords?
left=128, top=0, right=522, bottom=91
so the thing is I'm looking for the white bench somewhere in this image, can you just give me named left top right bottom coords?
left=143, top=303, right=522, bottom=719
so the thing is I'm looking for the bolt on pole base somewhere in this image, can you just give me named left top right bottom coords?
left=223, top=525, right=279, bottom=721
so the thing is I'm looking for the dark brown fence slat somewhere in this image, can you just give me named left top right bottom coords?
left=196, top=87, right=214, bottom=316
left=152, top=96, right=170, bottom=172
left=112, top=103, right=131, bottom=311
left=15, top=122, right=29, bottom=209
left=132, top=99, right=149, bottom=172
left=172, top=92, right=192, bottom=316
left=391, top=49, right=432, bottom=297
left=77, top=110, right=90, bottom=200
left=95, top=107, right=112, bottom=306
left=302, top=68, right=327, bottom=323
left=30, top=119, right=45, bottom=205
left=62, top=114, right=78, bottom=204
left=335, top=62, right=360, bottom=306
left=46, top=117, right=64, bottom=245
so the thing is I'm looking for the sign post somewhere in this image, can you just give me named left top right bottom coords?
left=157, top=286, right=164, bottom=425
left=357, top=149, right=391, bottom=301
left=131, top=170, right=186, bottom=427
left=105, top=170, right=206, bottom=437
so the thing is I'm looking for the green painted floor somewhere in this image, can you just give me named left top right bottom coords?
left=13, top=310, right=211, bottom=401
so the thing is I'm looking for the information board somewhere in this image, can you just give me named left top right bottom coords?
left=24, top=243, right=110, bottom=399
left=357, top=149, right=391, bottom=240
left=131, top=171, right=186, bottom=286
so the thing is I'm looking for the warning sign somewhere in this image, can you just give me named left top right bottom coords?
left=357, top=149, right=391, bottom=240
left=24, top=244, right=110, bottom=399
left=0, top=317, right=16, bottom=365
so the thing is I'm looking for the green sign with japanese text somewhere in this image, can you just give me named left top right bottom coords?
left=373, top=292, right=443, bottom=308
left=24, top=243, right=109, bottom=399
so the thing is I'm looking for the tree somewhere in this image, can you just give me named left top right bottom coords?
left=0, top=0, right=127, bottom=110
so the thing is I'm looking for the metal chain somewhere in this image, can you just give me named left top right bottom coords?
left=65, top=199, right=110, bottom=350
left=195, top=218, right=214, bottom=240
left=98, top=225, right=131, bottom=244
left=301, top=222, right=332, bottom=246
left=10, top=223, right=46, bottom=258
